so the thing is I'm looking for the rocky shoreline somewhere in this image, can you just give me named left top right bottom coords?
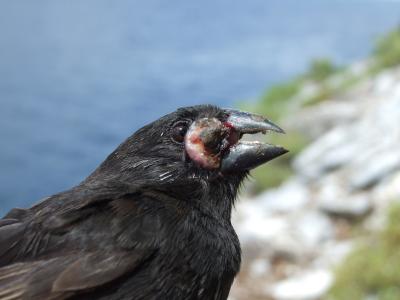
left=230, top=64, right=400, bottom=300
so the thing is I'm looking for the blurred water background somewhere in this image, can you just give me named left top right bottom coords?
left=1, top=0, right=400, bottom=214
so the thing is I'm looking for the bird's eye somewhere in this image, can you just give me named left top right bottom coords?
left=171, top=122, right=188, bottom=143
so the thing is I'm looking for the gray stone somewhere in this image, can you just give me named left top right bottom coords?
left=318, top=193, right=373, bottom=219
left=255, top=179, right=310, bottom=213
left=315, top=241, right=354, bottom=268
left=350, top=149, right=400, bottom=190
left=269, top=269, right=333, bottom=300
left=233, top=205, right=289, bottom=245
left=230, top=65, right=400, bottom=300
left=295, top=212, right=334, bottom=248
left=287, top=101, right=359, bottom=138
left=249, top=258, right=271, bottom=278
left=293, top=127, right=354, bottom=180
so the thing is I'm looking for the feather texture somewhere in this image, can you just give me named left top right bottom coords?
left=0, top=105, right=245, bottom=299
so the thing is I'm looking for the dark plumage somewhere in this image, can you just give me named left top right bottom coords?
left=0, top=105, right=287, bottom=300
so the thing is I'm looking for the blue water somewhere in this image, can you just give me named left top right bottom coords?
left=1, top=0, right=400, bottom=214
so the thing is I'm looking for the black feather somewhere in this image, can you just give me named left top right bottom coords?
left=0, top=105, right=244, bottom=300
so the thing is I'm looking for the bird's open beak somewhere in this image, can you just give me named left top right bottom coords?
left=220, top=109, right=288, bottom=173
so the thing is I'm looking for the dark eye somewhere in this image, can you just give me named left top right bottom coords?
left=171, top=122, right=188, bottom=143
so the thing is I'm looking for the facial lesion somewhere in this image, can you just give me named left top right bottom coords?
left=198, top=119, right=229, bottom=153
left=185, top=118, right=227, bottom=169
left=181, top=107, right=287, bottom=173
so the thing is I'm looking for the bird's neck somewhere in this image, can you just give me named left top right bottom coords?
left=84, top=158, right=245, bottom=222
left=157, top=177, right=242, bottom=221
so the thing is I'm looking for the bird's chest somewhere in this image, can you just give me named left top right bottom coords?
left=159, top=213, right=241, bottom=299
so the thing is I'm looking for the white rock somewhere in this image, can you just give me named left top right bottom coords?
left=288, top=100, right=359, bottom=138
left=315, top=175, right=347, bottom=203
left=372, top=171, right=400, bottom=204
left=293, top=127, right=354, bottom=180
left=249, top=258, right=271, bottom=277
left=231, top=65, right=400, bottom=300
left=350, top=149, right=400, bottom=189
left=255, top=179, right=310, bottom=213
left=269, top=269, right=333, bottom=300
left=315, top=241, right=354, bottom=268
left=295, top=212, right=334, bottom=248
left=318, top=192, right=373, bottom=218
left=365, top=171, right=400, bottom=230
left=235, top=214, right=289, bottom=245
left=374, top=71, right=398, bottom=94
left=269, top=234, right=308, bottom=262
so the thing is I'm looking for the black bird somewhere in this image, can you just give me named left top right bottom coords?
left=0, top=105, right=287, bottom=300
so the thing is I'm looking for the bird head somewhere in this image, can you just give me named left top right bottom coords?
left=90, top=105, right=287, bottom=201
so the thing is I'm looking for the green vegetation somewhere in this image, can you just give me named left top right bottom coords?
left=247, top=58, right=341, bottom=120
left=305, top=58, right=340, bottom=82
left=372, top=27, right=400, bottom=72
left=240, top=58, right=339, bottom=190
left=328, top=203, right=400, bottom=300
left=238, top=25, right=400, bottom=299
left=245, top=79, right=302, bottom=121
left=241, top=26, right=400, bottom=191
